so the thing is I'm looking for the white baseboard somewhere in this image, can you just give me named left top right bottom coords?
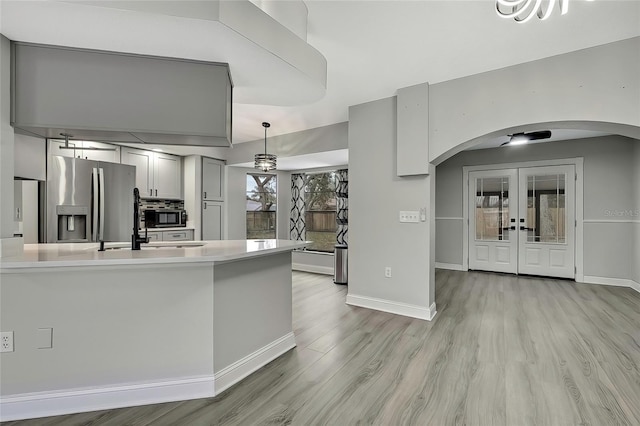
left=582, top=275, right=640, bottom=294
left=0, top=237, right=24, bottom=258
left=0, top=376, right=216, bottom=422
left=214, top=332, right=296, bottom=394
left=292, top=263, right=334, bottom=276
left=0, top=333, right=297, bottom=422
left=346, top=294, right=437, bottom=321
left=435, top=262, right=464, bottom=271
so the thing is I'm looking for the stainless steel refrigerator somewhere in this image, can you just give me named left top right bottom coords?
left=46, top=156, right=135, bottom=243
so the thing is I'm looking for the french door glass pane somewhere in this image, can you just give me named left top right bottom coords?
left=475, top=177, right=510, bottom=241
left=526, top=174, right=566, bottom=243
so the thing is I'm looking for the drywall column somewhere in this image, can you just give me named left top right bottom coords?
left=634, top=141, right=640, bottom=286
left=347, top=96, right=435, bottom=320
left=0, top=35, right=22, bottom=257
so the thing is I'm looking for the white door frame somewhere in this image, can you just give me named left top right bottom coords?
left=462, top=157, right=584, bottom=282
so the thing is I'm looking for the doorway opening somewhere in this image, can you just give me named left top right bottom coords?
left=463, top=160, right=583, bottom=280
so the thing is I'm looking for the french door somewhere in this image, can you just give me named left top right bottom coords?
left=469, top=165, right=575, bottom=279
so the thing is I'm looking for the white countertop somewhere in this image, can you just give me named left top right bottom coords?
left=0, top=240, right=308, bottom=269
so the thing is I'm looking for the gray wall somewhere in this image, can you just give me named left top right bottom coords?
left=1, top=263, right=215, bottom=394
left=214, top=253, right=292, bottom=372
left=348, top=96, right=433, bottom=308
left=292, top=251, right=334, bottom=275
left=429, top=37, right=640, bottom=163
left=0, top=35, right=15, bottom=240
left=435, top=136, right=639, bottom=282
left=635, top=142, right=640, bottom=284
left=226, top=122, right=348, bottom=165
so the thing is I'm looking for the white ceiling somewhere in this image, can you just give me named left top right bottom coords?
left=2, top=0, right=639, bottom=158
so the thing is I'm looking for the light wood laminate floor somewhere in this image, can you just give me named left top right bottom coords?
left=5, top=270, right=640, bottom=425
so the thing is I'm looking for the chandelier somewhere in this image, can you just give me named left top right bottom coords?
left=254, top=122, right=277, bottom=172
left=496, top=0, right=570, bottom=23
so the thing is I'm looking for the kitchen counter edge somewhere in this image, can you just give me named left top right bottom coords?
left=0, top=240, right=309, bottom=270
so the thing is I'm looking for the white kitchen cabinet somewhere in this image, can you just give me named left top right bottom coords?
left=80, top=141, right=121, bottom=163
left=144, top=229, right=194, bottom=242
left=202, top=201, right=223, bottom=240
left=48, top=140, right=120, bottom=163
left=202, top=157, right=225, bottom=201
left=121, top=148, right=182, bottom=199
left=48, top=140, right=81, bottom=158
left=163, top=230, right=194, bottom=241
left=154, top=153, right=182, bottom=199
left=146, top=230, right=162, bottom=242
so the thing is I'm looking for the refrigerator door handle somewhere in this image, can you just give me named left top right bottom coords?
left=92, top=167, right=99, bottom=242
left=99, top=168, right=105, bottom=241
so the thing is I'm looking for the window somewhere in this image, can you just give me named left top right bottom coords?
left=304, top=172, right=337, bottom=252
left=246, top=174, right=277, bottom=239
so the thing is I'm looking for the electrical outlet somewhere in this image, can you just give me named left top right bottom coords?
left=399, top=211, right=420, bottom=223
left=385, top=267, right=392, bottom=278
left=1, top=331, right=14, bottom=353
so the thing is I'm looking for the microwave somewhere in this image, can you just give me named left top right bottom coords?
left=144, top=209, right=187, bottom=228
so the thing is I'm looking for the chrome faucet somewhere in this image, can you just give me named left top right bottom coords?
left=131, top=188, right=149, bottom=250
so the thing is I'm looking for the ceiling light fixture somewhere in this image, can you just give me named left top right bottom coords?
left=254, top=122, right=277, bottom=172
left=496, top=0, right=570, bottom=23
left=501, top=130, right=552, bottom=146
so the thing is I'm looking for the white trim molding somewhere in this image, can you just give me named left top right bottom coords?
left=214, top=332, right=296, bottom=394
left=0, top=376, right=216, bottom=422
left=435, top=262, right=465, bottom=271
left=346, top=294, right=437, bottom=321
left=583, top=219, right=640, bottom=224
left=292, top=263, right=334, bottom=275
left=582, top=276, right=640, bottom=294
left=1, top=333, right=297, bottom=422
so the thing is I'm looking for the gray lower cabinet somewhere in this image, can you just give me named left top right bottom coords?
left=202, top=201, right=223, bottom=240
left=146, top=229, right=194, bottom=242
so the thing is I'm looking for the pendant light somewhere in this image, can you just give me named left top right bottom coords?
left=254, top=122, right=277, bottom=172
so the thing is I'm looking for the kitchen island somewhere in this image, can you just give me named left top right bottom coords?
left=0, top=240, right=306, bottom=421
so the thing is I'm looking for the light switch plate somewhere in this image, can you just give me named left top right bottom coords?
left=399, top=211, right=420, bottom=223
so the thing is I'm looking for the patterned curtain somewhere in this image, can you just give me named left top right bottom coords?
left=290, top=174, right=306, bottom=241
left=335, top=169, right=348, bottom=246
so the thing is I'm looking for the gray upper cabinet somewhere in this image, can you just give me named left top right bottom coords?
left=202, top=157, right=225, bottom=201
left=121, top=147, right=182, bottom=200
left=11, top=42, right=233, bottom=147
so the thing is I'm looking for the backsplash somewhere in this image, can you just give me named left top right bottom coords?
left=139, top=199, right=184, bottom=228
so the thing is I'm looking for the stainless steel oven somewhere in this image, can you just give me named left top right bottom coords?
left=144, top=209, right=187, bottom=228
